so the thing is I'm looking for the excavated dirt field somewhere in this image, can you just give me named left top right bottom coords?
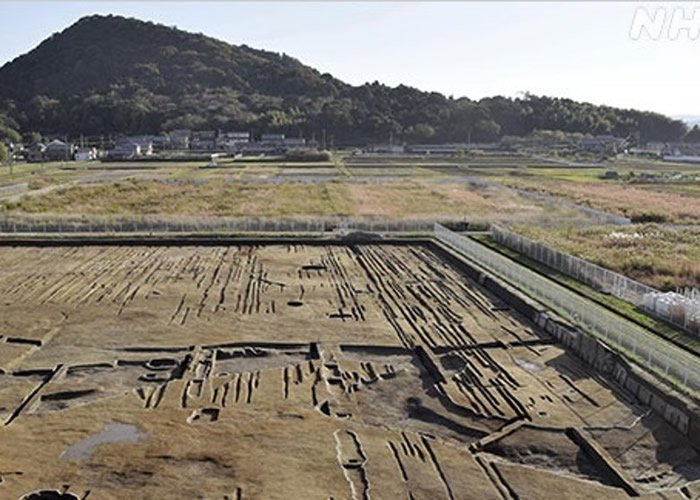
left=1, top=242, right=699, bottom=499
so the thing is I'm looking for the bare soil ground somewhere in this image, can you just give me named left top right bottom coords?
left=1, top=243, right=698, bottom=499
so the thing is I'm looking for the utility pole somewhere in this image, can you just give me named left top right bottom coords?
left=8, top=143, right=14, bottom=176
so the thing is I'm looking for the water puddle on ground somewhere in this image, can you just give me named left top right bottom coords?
left=61, top=422, right=147, bottom=460
left=514, top=358, right=542, bottom=372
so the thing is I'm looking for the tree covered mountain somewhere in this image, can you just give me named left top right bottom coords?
left=0, top=15, right=689, bottom=144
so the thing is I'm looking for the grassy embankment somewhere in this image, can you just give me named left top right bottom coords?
left=473, top=234, right=700, bottom=356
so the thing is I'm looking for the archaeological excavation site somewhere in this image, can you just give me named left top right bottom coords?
left=1, top=234, right=700, bottom=499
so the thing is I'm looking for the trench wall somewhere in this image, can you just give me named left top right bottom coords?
left=428, top=240, right=700, bottom=449
left=2, top=232, right=697, bottom=447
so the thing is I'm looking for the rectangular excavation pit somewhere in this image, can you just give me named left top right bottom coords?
left=0, top=238, right=698, bottom=500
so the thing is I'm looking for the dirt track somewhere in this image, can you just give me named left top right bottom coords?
left=0, top=244, right=698, bottom=499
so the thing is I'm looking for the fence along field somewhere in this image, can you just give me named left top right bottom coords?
left=0, top=214, right=437, bottom=234
left=491, top=225, right=700, bottom=336
left=5, top=216, right=694, bottom=396
left=1, top=213, right=696, bottom=395
left=434, top=224, right=700, bottom=396
left=2, top=220, right=700, bottom=497
left=0, top=213, right=607, bottom=235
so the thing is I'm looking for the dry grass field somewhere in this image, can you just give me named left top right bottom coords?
left=4, top=155, right=697, bottom=223
left=1, top=242, right=698, bottom=498
left=498, top=178, right=700, bottom=223
left=512, top=224, right=700, bottom=290
left=0, top=178, right=555, bottom=220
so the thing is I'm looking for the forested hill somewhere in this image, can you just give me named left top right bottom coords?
left=0, top=14, right=688, bottom=144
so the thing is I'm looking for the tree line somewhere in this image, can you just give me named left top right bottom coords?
left=0, top=15, right=692, bottom=146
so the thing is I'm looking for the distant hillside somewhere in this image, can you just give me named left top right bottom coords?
left=676, top=115, right=700, bottom=128
left=0, top=15, right=688, bottom=144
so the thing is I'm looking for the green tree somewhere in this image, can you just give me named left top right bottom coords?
left=403, top=123, right=435, bottom=143
left=448, top=101, right=494, bottom=143
left=0, top=125, right=20, bottom=143
left=27, top=95, right=63, bottom=128
left=0, top=15, right=689, bottom=144
left=24, top=131, right=42, bottom=144
left=0, top=142, right=8, bottom=163
left=479, top=96, right=529, bottom=136
left=472, top=120, right=502, bottom=142
left=0, top=112, right=21, bottom=143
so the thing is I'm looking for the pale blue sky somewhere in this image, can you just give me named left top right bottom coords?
left=0, top=2, right=697, bottom=116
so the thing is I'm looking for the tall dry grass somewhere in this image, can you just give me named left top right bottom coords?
left=514, top=224, right=700, bottom=290
left=507, top=179, right=700, bottom=223
left=2, top=179, right=551, bottom=219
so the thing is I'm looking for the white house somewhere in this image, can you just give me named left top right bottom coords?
left=74, top=147, right=98, bottom=161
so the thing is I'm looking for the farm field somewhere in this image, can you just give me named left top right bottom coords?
left=0, top=154, right=615, bottom=223
left=2, top=154, right=699, bottom=231
left=500, top=178, right=700, bottom=223
left=0, top=176, right=565, bottom=221
left=473, top=159, right=700, bottom=223
left=510, top=224, right=700, bottom=290
left=1, top=242, right=698, bottom=499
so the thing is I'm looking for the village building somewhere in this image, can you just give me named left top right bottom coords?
left=168, top=129, right=191, bottom=150
left=74, top=147, right=98, bottom=161
left=44, top=139, right=73, bottom=161
left=25, top=142, right=47, bottom=162
left=577, top=135, right=627, bottom=154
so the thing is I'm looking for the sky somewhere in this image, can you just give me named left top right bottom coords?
left=0, top=1, right=697, bottom=118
